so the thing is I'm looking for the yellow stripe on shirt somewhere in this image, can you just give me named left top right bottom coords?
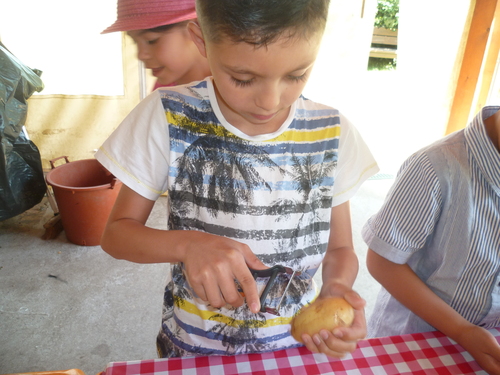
left=174, top=296, right=293, bottom=328
left=166, top=112, right=341, bottom=144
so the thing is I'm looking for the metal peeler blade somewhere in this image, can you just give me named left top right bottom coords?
left=249, top=265, right=301, bottom=316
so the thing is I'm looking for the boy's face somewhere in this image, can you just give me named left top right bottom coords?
left=190, top=26, right=322, bottom=135
left=128, top=25, right=201, bottom=86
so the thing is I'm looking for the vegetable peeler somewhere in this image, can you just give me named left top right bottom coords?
left=249, top=265, right=301, bottom=316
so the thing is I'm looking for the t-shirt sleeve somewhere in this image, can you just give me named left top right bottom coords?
left=331, top=113, right=379, bottom=206
left=95, top=90, right=170, bottom=201
left=361, top=152, right=443, bottom=264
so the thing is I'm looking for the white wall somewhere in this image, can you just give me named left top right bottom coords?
left=304, top=0, right=378, bottom=108
left=395, top=0, right=471, bottom=152
left=0, top=0, right=122, bottom=96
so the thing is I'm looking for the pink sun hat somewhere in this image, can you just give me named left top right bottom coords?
left=102, top=0, right=197, bottom=34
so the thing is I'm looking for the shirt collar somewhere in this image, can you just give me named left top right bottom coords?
left=465, top=106, right=500, bottom=194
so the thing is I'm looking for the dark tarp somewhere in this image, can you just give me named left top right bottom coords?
left=0, top=42, right=46, bottom=221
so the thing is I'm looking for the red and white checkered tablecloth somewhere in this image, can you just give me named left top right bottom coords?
left=102, top=328, right=500, bottom=375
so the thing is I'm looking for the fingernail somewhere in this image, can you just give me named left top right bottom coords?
left=320, top=330, right=329, bottom=340
left=313, top=334, right=321, bottom=345
left=333, top=329, right=343, bottom=338
left=250, top=303, right=260, bottom=313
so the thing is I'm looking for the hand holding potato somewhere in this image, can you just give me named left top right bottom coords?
left=291, top=297, right=354, bottom=342
left=293, top=291, right=366, bottom=358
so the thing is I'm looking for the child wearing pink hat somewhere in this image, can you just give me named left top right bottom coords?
left=103, top=0, right=210, bottom=89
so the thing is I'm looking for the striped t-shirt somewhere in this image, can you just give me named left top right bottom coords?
left=96, top=78, right=378, bottom=356
left=363, top=106, right=500, bottom=337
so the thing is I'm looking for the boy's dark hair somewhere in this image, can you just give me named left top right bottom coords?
left=195, top=0, right=330, bottom=46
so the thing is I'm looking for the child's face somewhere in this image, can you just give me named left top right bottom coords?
left=128, top=25, right=202, bottom=86
left=196, top=31, right=322, bottom=135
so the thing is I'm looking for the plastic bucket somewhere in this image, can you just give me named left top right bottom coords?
left=46, top=157, right=122, bottom=246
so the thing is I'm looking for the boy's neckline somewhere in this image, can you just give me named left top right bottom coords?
left=206, top=78, right=297, bottom=141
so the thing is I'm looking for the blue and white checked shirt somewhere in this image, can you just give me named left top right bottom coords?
left=363, top=106, right=500, bottom=337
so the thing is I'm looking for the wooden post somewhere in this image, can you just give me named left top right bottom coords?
left=473, top=1, right=500, bottom=114
left=445, top=0, right=498, bottom=135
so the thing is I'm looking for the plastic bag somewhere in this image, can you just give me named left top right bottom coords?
left=0, top=41, right=46, bottom=221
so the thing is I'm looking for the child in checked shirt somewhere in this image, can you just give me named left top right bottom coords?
left=363, top=106, right=500, bottom=374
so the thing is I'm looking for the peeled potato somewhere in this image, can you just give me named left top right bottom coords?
left=291, top=297, right=354, bottom=343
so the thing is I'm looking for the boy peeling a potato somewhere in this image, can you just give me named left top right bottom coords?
left=96, top=0, right=378, bottom=358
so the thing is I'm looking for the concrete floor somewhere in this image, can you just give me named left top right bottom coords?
left=0, top=177, right=393, bottom=375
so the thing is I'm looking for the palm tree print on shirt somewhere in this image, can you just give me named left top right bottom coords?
left=165, top=95, right=338, bottom=354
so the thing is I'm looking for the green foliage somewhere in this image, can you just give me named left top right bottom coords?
left=368, top=0, right=399, bottom=71
left=374, top=0, right=399, bottom=31
left=367, top=57, right=397, bottom=71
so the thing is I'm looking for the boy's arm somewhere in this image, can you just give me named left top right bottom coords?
left=367, top=249, right=500, bottom=375
left=300, top=201, right=367, bottom=357
left=100, top=184, right=266, bottom=313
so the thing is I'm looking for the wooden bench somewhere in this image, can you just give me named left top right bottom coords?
left=370, top=27, right=398, bottom=59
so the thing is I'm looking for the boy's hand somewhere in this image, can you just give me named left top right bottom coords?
left=300, top=290, right=367, bottom=358
left=455, top=325, right=500, bottom=375
left=181, top=231, right=267, bottom=313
